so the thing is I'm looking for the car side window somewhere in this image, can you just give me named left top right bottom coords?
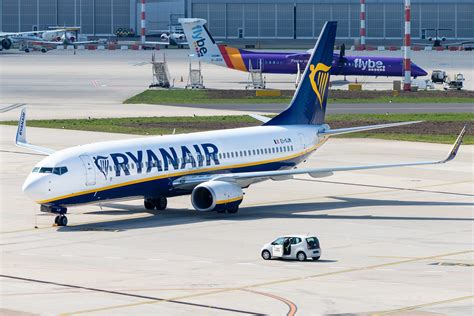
left=290, top=237, right=302, bottom=245
left=271, top=237, right=285, bottom=245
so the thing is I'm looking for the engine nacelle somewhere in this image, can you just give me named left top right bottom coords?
left=191, top=181, right=243, bottom=212
left=1, top=38, right=13, bottom=50
left=441, top=37, right=446, bottom=42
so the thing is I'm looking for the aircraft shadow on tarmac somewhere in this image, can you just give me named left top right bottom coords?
left=57, top=196, right=474, bottom=232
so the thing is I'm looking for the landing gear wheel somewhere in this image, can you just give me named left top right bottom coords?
left=41, top=48, right=47, bottom=53
left=144, top=199, right=155, bottom=210
left=261, top=250, right=271, bottom=260
left=24, top=48, right=30, bottom=53
left=54, top=215, right=60, bottom=225
left=297, top=251, right=307, bottom=262
left=57, top=215, right=68, bottom=227
left=227, top=207, right=239, bottom=214
left=312, top=256, right=320, bottom=261
left=155, top=197, right=167, bottom=210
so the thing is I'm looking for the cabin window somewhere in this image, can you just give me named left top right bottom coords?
left=252, top=149, right=256, bottom=155
left=291, top=145, right=294, bottom=151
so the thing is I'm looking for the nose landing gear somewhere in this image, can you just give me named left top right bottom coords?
left=54, top=215, right=68, bottom=226
left=40, top=205, right=68, bottom=226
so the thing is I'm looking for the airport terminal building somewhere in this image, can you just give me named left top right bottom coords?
left=1, top=0, right=473, bottom=41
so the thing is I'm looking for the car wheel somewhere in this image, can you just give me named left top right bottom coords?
left=312, top=256, right=320, bottom=261
left=261, top=250, right=271, bottom=260
left=297, top=251, right=307, bottom=262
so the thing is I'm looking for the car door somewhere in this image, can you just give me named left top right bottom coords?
left=271, top=237, right=285, bottom=257
left=289, top=237, right=303, bottom=258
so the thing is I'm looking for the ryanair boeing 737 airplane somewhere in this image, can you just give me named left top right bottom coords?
left=17, top=22, right=465, bottom=227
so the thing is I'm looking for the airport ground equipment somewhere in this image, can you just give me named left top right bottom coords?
left=149, top=53, right=172, bottom=88
left=444, top=73, right=465, bottom=90
left=431, top=70, right=447, bottom=83
left=185, top=60, right=205, bottom=89
left=246, top=59, right=265, bottom=89
left=261, top=235, right=321, bottom=261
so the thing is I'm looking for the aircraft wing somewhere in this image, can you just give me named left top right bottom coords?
left=15, top=108, right=55, bottom=155
left=173, top=125, right=466, bottom=189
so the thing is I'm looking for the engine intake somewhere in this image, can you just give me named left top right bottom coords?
left=1, top=38, right=13, bottom=50
left=191, top=181, right=243, bottom=212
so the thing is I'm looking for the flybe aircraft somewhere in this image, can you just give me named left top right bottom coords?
left=179, top=18, right=427, bottom=78
left=17, top=22, right=464, bottom=227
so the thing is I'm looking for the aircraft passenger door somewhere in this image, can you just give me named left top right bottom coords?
left=298, top=133, right=307, bottom=150
left=79, top=155, right=96, bottom=186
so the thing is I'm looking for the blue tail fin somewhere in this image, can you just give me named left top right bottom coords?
left=265, top=21, right=337, bottom=126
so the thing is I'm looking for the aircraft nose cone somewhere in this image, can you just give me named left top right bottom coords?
left=413, top=64, right=428, bottom=77
left=22, top=175, right=48, bottom=201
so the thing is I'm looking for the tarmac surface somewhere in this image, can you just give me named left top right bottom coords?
left=1, top=49, right=473, bottom=120
left=1, top=125, right=473, bottom=315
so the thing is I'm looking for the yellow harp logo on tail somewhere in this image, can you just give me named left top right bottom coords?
left=309, top=63, right=331, bottom=109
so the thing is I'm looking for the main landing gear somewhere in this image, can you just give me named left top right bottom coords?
left=40, top=205, right=68, bottom=226
left=216, top=206, right=239, bottom=214
left=144, top=197, right=167, bottom=210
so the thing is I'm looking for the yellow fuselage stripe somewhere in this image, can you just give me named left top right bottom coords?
left=37, top=138, right=328, bottom=204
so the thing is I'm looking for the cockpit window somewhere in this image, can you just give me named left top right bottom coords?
left=39, top=167, right=53, bottom=174
left=33, top=166, right=68, bottom=175
left=53, top=167, right=68, bottom=175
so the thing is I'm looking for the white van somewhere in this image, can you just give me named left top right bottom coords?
left=261, top=235, right=321, bottom=261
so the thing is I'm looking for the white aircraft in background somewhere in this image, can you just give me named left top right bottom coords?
left=16, top=21, right=465, bottom=227
left=1, top=27, right=98, bottom=53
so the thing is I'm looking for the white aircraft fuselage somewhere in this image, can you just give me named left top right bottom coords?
left=23, top=125, right=322, bottom=207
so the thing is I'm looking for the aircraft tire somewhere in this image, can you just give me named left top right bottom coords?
left=24, top=48, right=30, bottom=53
left=144, top=199, right=155, bottom=210
left=227, top=207, right=239, bottom=214
left=155, top=197, right=167, bottom=210
left=57, top=216, right=68, bottom=227
left=312, top=256, right=320, bottom=261
left=54, top=215, right=60, bottom=225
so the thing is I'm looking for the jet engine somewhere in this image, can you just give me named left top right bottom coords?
left=1, top=38, right=13, bottom=50
left=191, top=181, right=243, bottom=213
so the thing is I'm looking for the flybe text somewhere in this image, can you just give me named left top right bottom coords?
left=95, top=143, right=220, bottom=178
left=191, top=25, right=207, bottom=57
left=354, top=58, right=386, bottom=72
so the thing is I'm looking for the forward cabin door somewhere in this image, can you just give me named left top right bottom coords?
left=298, top=133, right=307, bottom=150
left=79, top=155, right=96, bottom=186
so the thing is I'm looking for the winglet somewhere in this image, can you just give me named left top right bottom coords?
left=443, top=124, right=467, bottom=163
left=15, top=107, right=55, bottom=155
left=16, top=107, right=27, bottom=145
